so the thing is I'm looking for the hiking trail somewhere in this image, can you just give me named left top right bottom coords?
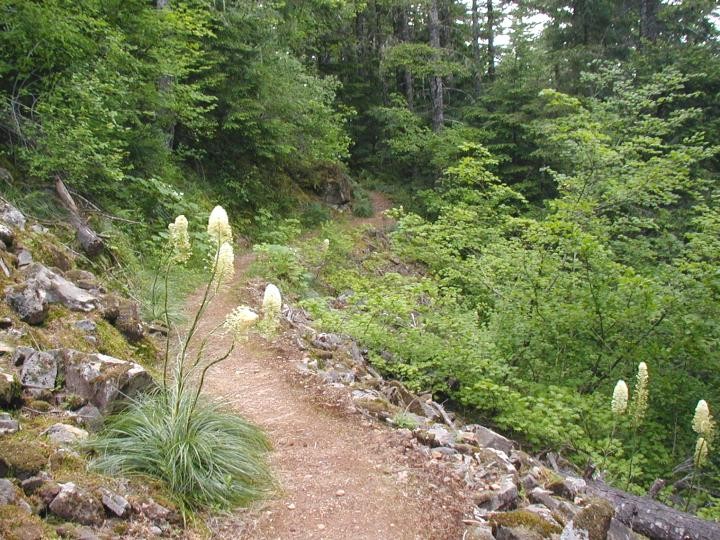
left=186, top=193, right=469, bottom=539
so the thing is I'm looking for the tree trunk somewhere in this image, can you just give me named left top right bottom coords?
left=156, top=0, right=175, bottom=149
left=429, top=0, right=444, bottom=131
left=54, top=177, right=104, bottom=257
left=587, top=480, right=720, bottom=540
left=640, top=0, right=660, bottom=42
left=486, top=0, right=495, bottom=81
left=471, top=0, right=482, bottom=96
left=399, top=7, right=414, bottom=110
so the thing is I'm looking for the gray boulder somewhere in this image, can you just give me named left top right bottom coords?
left=0, top=202, right=26, bottom=229
left=0, top=478, right=32, bottom=513
left=464, top=424, right=515, bottom=455
left=21, top=263, right=99, bottom=311
left=5, top=282, right=48, bottom=324
left=15, top=248, right=32, bottom=268
left=63, top=351, right=152, bottom=412
left=19, top=350, right=57, bottom=389
left=100, top=488, right=131, bottom=518
left=43, top=423, right=88, bottom=446
left=49, top=482, right=104, bottom=526
left=74, top=404, right=104, bottom=431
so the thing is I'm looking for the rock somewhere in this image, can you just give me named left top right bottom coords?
left=11, top=346, right=35, bottom=366
left=19, top=350, right=57, bottom=389
left=5, top=282, right=48, bottom=324
left=464, top=524, right=495, bottom=540
left=323, top=173, right=353, bottom=206
left=0, top=413, right=19, bottom=435
left=474, top=477, right=518, bottom=511
left=0, top=202, right=25, bottom=229
left=495, top=525, right=544, bottom=540
left=74, top=319, right=97, bottom=333
left=20, top=264, right=99, bottom=312
left=134, top=497, right=172, bottom=523
left=100, top=487, right=130, bottom=518
left=607, top=517, right=645, bottom=540
left=0, top=368, right=20, bottom=406
left=64, top=270, right=99, bottom=291
left=561, top=498, right=614, bottom=540
left=0, top=224, right=14, bottom=247
left=548, top=476, right=587, bottom=500
left=49, top=482, right=104, bottom=526
left=464, top=424, right=515, bottom=455
left=114, top=299, right=144, bottom=342
left=351, top=390, right=398, bottom=418
left=0, top=478, right=28, bottom=508
left=43, top=424, right=88, bottom=446
left=62, top=351, right=153, bottom=413
left=16, top=248, right=32, bottom=268
left=414, top=425, right=455, bottom=447
left=74, top=404, right=103, bottom=431
left=0, top=317, right=12, bottom=329
left=522, top=504, right=563, bottom=529
left=22, top=474, right=61, bottom=507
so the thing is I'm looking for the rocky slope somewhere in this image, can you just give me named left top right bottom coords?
left=0, top=199, right=185, bottom=539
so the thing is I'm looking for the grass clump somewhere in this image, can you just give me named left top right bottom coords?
left=86, top=389, right=273, bottom=512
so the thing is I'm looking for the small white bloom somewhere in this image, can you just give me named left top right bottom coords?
left=692, top=399, right=714, bottom=438
left=611, top=380, right=628, bottom=415
left=631, top=362, right=649, bottom=425
left=694, top=436, right=709, bottom=468
left=168, top=214, right=191, bottom=263
left=263, top=283, right=282, bottom=318
left=213, top=242, right=234, bottom=286
left=207, top=205, right=232, bottom=244
left=322, top=238, right=330, bottom=251
left=224, top=306, right=259, bottom=340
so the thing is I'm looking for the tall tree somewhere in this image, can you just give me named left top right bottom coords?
left=429, top=0, right=445, bottom=131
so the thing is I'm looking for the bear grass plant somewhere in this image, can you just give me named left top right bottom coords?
left=86, top=207, right=274, bottom=517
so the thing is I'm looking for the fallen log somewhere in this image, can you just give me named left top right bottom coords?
left=54, top=176, right=104, bottom=257
left=587, top=480, right=720, bottom=540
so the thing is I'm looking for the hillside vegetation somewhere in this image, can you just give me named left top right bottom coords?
left=2, top=0, right=720, bottom=526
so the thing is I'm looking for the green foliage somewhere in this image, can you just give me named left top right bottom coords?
left=250, top=243, right=309, bottom=294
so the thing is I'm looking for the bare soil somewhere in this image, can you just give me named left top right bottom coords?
left=188, top=194, right=471, bottom=539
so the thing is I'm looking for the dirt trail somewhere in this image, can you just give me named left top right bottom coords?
left=188, top=194, right=468, bottom=539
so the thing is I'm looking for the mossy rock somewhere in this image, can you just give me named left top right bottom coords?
left=27, top=400, right=52, bottom=412
left=571, top=498, right=614, bottom=540
left=95, top=319, right=134, bottom=359
left=491, top=510, right=562, bottom=538
left=0, top=504, right=49, bottom=540
left=0, top=437, right=51, bottom=479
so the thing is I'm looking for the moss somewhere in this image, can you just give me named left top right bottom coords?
left=0, top=437, right=51, bottom=478
left=0, top=504, right=52, bottom=540
left=27, top=400, right=52, bottom=412
left=490, top=510, right=562, bottom=538
left=44, top=305, right=71, bottom=324
left=95, top=319, right=134, bottom=359
left=572, top=498, right=614, bottom=540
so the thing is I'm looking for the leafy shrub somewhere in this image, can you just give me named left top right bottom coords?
left=250, top=243, right=310, bottom=293
left=352, top=187, right=374, bottom=218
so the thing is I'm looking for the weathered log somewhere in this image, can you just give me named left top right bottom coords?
left=54, top=177, right=104, bottom=257
left=587, top=480, right=720, bottom=540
